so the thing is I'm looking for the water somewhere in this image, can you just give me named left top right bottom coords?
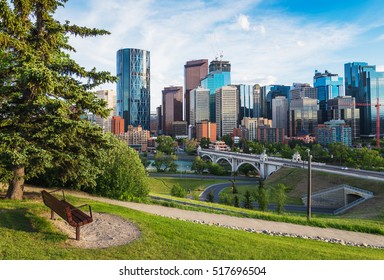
left=147, top=160, right=192, bottom=172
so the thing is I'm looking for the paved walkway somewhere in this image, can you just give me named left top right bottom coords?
left=26, top=186, right=384, bottom=248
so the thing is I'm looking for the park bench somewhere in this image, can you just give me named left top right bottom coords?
left=41, top=189, right=93, bottom=241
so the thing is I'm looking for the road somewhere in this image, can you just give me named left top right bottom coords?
left=199, top=181, right=336, bottom=214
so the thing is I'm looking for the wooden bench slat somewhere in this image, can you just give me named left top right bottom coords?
left=41, top=190, right=93, bottom=240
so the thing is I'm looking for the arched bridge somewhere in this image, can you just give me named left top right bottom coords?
left=197, top=148, right=287, bottom=179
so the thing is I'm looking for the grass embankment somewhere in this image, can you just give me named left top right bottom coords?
left=146, top=170, right=384, bottom=235
left=1, top=195, right=384, bottom=260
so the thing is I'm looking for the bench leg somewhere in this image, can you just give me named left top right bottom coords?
left=76, top=226, right=80, bottom=241
left=50, top=210, right=54, bottom=219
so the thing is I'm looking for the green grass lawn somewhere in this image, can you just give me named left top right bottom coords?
left=1, top=196, right=384, bottom=260
left=221, top=184, right=303, bottom=205
left=148, top=177, right=227, bottom=195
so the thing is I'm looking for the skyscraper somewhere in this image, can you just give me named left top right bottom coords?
left=162, top=86, right=183, bottom=136
left=237, top=84, right=254, bottom=124
left=189, top=86, right=210, bottom=126
left=272, top=96, right=288, bottom=131
left=346, top=64, right=384, bottom=137
left=94, top=89, right=116, bottom=133
left=313, top=70, right=343, bottom=124
left=328, top=96, right=360, bottom=139
left=289, top=97, right=319, bottom=137
left=184, top=59, right=208, bottom=124
left=116, top=48, right=150, bottom=131
left=264, top=85, right=291, bottom=120
left=215, top=86, right=238, bottom=138
left=200, top=59, right=231, bottom=122
left=344, top=62, right=368, bottom=98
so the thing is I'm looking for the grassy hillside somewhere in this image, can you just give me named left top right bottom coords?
left=264, top=168, right=384, bottom=220
left=1, top=196, right=384, bottom=260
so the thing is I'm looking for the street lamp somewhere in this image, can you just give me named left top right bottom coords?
left=306, top=149, right=312, bottom=221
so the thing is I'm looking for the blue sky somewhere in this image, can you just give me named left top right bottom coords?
left=56, top=0, right=384, bottom=111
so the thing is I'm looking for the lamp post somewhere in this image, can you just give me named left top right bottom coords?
left=306, top=149, right=312, bottom=221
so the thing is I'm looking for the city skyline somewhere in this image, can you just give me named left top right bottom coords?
left=56, top=0, right=384, bottom=111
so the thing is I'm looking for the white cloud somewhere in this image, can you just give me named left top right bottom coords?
left=238, top=14, right=251, bottom=31
left=55, top=0, right=368, bottom=111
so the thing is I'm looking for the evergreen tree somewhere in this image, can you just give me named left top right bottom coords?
left=207, top=190, right=214, bottom=202
left=233, top=195, right=240, bottom=207
left=273, top=183, right=287, bottom=214
left=254, top=179, right=269, bottom=211
left=0, top=0, right=116, bottom=199
left=243, top=190, right=253, bottom=209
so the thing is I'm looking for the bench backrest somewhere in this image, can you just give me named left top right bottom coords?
left=41, top=190, right=72, bottom=222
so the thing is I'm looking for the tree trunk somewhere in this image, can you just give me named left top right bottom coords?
left=6, top=165, right=25, bottom=200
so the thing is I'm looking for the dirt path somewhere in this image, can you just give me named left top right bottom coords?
left=25, top=186, right=384, bottom=249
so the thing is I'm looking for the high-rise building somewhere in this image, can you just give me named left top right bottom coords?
left=253, top=84, right=263, bottom=118
left=237, top=84, right=254, bottom=124
left=184, top=59, right=208, bottom=124
left=264, top=85, right=291, bottom=120
left=111, top=116, right=124, bottom=135
left=172, top=121, right=188, bottom=138
left=313, top=70, right=343, bottom=124
left=290, top=83, right=318, bottom=100
left=345, top=63, right=384, bottom=138
left=316, top=120, right=352, bottom=147
left=196, top=120, right=217, bottom=142
left=215, top=86, right=238, bottom=138
left=162, top=86, right=183, bottom=135
left=242, top=117, right=272, bottom=141
left=289, top=97, right=319, bottom=137
left=116, top=48, right=150, bottom=131
left=94, top=89, right=116, bottom=133
left=200, top=59, right=231, bottom=122
left=344, top=62, right=369, bottom=98
left=272, top=96, right=288, bottom=131
left=156, top=105, right=162, bottom=135
left=189, top=86, right=210, bottom=126
left=328, top=96, right=360, bottom=139
left=257, top=127, right=285, bottom=144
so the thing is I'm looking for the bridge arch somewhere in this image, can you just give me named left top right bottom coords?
left=200, top=154, right=213, bottom=162
left=236, top=161, right=260, bottom=174
left=215, top=157, right=233, bottom=166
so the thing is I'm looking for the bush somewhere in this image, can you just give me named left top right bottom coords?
left=171, top=184, right=187, bottom=198
left=93, top=134, right=149, bottom=200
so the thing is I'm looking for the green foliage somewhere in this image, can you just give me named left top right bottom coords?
left=219, top=192, right=233, bottom=206
left=254, top=180, right=269, bottom=211
left=199, top=137, right=211, bottom=149
left=233, top=195, right=240, bottom=207
left=0, top=0, right=116, bottom=198
left=221, top=134, right=233, bottom=147
left=170, top=184, right=187, bottom=198
left=152, top=151, right=178, bottom=172
left=207, top=162, right=225, bottom=176
left=273, top=183, right=288, bottom=214
left=191, top=156, right=207, bottom=174
left=156, top=135, right=177, bottom=155
left=242, top=190, right=253, bottom=209
left=184, top=138, right=198, bottom=155
left=91, top=134, right=149, bottom=200
left=207, top=191, right=214, bottom=202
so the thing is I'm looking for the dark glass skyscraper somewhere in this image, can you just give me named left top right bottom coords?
left=313, top=70, right=343, bottom=124
left=116, top=48, right=150, bottom=131
left=184, top=59, right=208, bottom=125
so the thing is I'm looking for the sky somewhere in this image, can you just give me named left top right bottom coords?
left=55, top=0, right=384, bottom=111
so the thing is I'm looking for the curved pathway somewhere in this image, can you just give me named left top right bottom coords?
left=26, top=186, right=384, bottom=248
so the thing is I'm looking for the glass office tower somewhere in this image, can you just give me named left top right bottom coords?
left=313, top=70, right=343, bottom=124
left=116, top=48, right=150, bottom=131
left=200, top=59, right=231, bottom=122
